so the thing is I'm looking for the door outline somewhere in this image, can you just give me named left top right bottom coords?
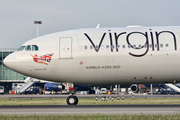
left=59, top=37, right=73, bottom=59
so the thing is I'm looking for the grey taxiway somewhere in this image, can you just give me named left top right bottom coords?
left=0, top=105, right=179, bottom=115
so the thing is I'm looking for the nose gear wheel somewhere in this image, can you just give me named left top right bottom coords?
left=66, top=96, right=78, bottom=105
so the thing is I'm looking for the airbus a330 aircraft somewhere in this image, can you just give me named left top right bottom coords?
left=4, top=25, right=180, bottom=105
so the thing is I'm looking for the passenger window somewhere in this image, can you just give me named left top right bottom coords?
left=90, top=46, right=93, bottom=49
left=144, top=44, right=147, bottom=48
left=95, top=45, right=99, bottom=50
left=155, top=44, right=158, bottom=48
left=17, top=46, right=26, bottom=51
left=149, top=44, right=152, bottom=48
left=160, top=44, right=163, bottom=48
left=111, top=45, right=114, bottom=49
left=166, top=44, right=169, bottom=47
left=133, top=45, right=136, bottom=48
left=128, top=45, right=131, bottom=48
left=106, top=45, right=109, bottom=49
left=84, top=46, right=87, bottom=50
left=122, top=45, right=125, bottom=48
left=117, top=45, right=120, bottom=48
left=32, top=45, right=38, bottom=51
left=25, top=45, right=31, bottom=51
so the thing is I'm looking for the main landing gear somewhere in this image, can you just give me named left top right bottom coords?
left=66, top=95, right=78, bottom=105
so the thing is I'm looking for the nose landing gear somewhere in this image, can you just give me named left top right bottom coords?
left=66, top=95, right=78, bottom=105
left=66, top=84, right=78, bottom=105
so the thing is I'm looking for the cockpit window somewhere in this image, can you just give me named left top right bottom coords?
left=25, top=45, right=31, bottom=51
left=18, top=45, right=38, bottom=51
left=32, top=45, right=38, bottom=51
left=17, top=46, right=26, bottom=51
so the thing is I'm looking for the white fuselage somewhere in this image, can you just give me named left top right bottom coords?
left=4, top=26, right=180, bottom=85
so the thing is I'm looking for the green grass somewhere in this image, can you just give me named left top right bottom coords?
left=0, top=97, right=179, bottom=105
left=0, top=98, right=66, bottom=105
left=0, top=114, right=180, bottom=120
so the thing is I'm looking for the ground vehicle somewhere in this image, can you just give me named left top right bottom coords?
left=0, top=86, right=4, bottom=94
left=101, top=88, right=107, bottom=94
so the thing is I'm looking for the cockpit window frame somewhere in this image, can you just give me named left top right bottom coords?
left=32, top=45, right=39, bottom=51
left=17, top=46, right=26, bottom=51
left=25, top=45, right=31, bottom=51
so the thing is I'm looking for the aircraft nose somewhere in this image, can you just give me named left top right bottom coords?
left=3, top=53, right=16, bottom=70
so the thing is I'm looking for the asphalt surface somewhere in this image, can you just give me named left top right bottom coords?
left=0, top=105, right=179, bottom=115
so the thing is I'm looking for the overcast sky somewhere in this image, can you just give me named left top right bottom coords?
left=0, top=0, right=180, bottom=48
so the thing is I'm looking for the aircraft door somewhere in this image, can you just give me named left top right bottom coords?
left=59, top=37, right=72, bottom=59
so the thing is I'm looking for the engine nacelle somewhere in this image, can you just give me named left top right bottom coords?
left=130, top=84, right=139, bottom=92
left=45, top=83, right=65, bottom=91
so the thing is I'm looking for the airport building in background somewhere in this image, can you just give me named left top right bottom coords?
left=0, top=49, right=27, bottom=93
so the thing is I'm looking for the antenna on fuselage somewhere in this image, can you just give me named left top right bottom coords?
left=96, top=24, right=100, bottom=28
